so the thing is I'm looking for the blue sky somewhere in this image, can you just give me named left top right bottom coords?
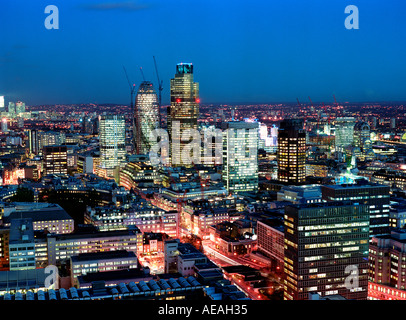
left=0, top=0, right=405, bottom=105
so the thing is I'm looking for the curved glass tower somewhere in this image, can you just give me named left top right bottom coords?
left=134, top=81, right=160, bottom=155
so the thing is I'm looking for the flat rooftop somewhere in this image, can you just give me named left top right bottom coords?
left=71, top=250, right=136, bottom=263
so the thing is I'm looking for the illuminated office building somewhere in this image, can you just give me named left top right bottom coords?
left=99, top=114, right=126, bottom=170
left=283, top=201, right=370, bottom=300
left=322, top=180, right=390, bottom=238
left=0, top=96, right=4, bottom=110
left=168, top=63, right=199, bottom=167
left=335, top=117, right=356, bottom=151
left=134, top=81, right=160, bottom=155
left=221, top=121, right=259, bottom=193
left=353, top=121, right=372, bottom=160
left=277, top=119, right=306, bottom=185
left=43, top=145, right=68, bottom=176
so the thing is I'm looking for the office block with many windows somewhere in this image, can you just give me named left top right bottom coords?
left=283, top=201, right=370, bottom=300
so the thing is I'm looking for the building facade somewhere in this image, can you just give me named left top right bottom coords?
left=283, top=202, right=370, bottom=300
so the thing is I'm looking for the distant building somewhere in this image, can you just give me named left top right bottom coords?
left=277, top=119, right=306, bottom=185
left=335, top=117, right=355, bottom=150
left=283, top=201, right=370, bottom=300
left=168, top=63, right=199, bottom=167
left=99, top=114, right=126, bottom=171
left=134, top=81, right=160, bottom=155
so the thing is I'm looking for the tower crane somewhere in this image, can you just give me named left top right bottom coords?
left=123, top=66, right=139, bottom=154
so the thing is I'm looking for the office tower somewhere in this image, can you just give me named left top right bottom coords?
left=0, top=96, right=4, bottom=110
left=15, top=101, right=25, bottom=114
left=221, top=121, right=259, bottom=193
left=168, top=63, right=199, bottom=167
left=335, top=117, right=356, bottom=150
left=353, top=122, right=371, bottom=150
left=353, top=121, right=372, bottom=160
left=43, top=145, right=68, bottom=175
left=391, top=118, right=396, bottom=129
left=322, top=180, right=390, bottom=238
left=7, top=102, right=15, bottom=116
left=9, top=219, right=36, bottom=271
left=277, top=119, right=306, bottom=185
left=99, top=114, right=126, bottom=170
left=283, top=201, right=370, bottom=300
left=27, top=129, right=39, bottom=155
left=134, top=81, right=160, bottom=155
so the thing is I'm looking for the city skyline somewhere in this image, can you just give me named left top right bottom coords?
left=1, top=0, right=406, bottom=106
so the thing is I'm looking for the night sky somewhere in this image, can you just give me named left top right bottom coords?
left=0, top=0, right=405, bottom=106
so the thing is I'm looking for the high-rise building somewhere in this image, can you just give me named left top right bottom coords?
left=1, top=118, right=7, bottom=132
left=7, top=102, right=15, bottom=116
left=335, top=117, right=356, bottom=150
left=322, top=180, right=390, bottom=238
left=277, top=119, right=306, bottom=185
left=283, top=201, right=370, bottom=300
left=353, top=121, right=373, bottom=161
left=43, top=145, right=68, bottom=175
left=168, top=63, right=199, bottom=167
left=15, top=101, right=25, bottom=115
left=0, top=96, right=4, bottom=110
left=134, top=81, right=160, bottom=155
left=221, top=121, right=259, bottom=193
left=99, top=114, right=126, bottom=170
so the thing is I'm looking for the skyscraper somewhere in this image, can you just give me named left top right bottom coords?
left=353, top=121, right=372, bottom=161
left=277, top=119, right=306, bottom=185
left=222, top=121, right=259, bottom=193
left=134, top=81, right=160, bottom=155
left=335, top=117, right=356, bottom=151
left=99, top=114, right=126, bottom=170
left=283, top=201, right=370, bottom=300
left=322, top=180, right=390, bottom=239
left=168, top=63, right=199, bottom=167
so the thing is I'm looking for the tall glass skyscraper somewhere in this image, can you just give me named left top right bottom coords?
left=335, top=117, right=356, bottom=151
left=134, top=81, right=160, bottom=155
left=221, top=121, right=259, bottom=193
left=168, top=63, right=199, bottom=167
left=277, top=119, right=306, bottom=185
left=99, top=114, right=126, bottom=169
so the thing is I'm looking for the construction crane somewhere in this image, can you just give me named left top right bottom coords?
left=123, top=66, right=139, bottom=154
left=139, top=67, right=146, bottom=81
left=333, top=94, right=341, bottom=117
left=153, top=56, right=163, bottom=127
left=308, top=96, right=320, bottom=145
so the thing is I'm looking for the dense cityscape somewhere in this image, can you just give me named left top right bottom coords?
left=2, top=1, right=406, bottom=315
left=0, top=60, right=406, bottom=304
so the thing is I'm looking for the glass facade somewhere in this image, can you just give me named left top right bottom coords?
left=277, top=119, right=306, bottom=184
left=99, top=114, right=126, bottom=169
left=134, top=81, right=160, bottom=155
left=221, top=121, right=259, bottom=193
left=168, top=63, right=199, bottom=167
